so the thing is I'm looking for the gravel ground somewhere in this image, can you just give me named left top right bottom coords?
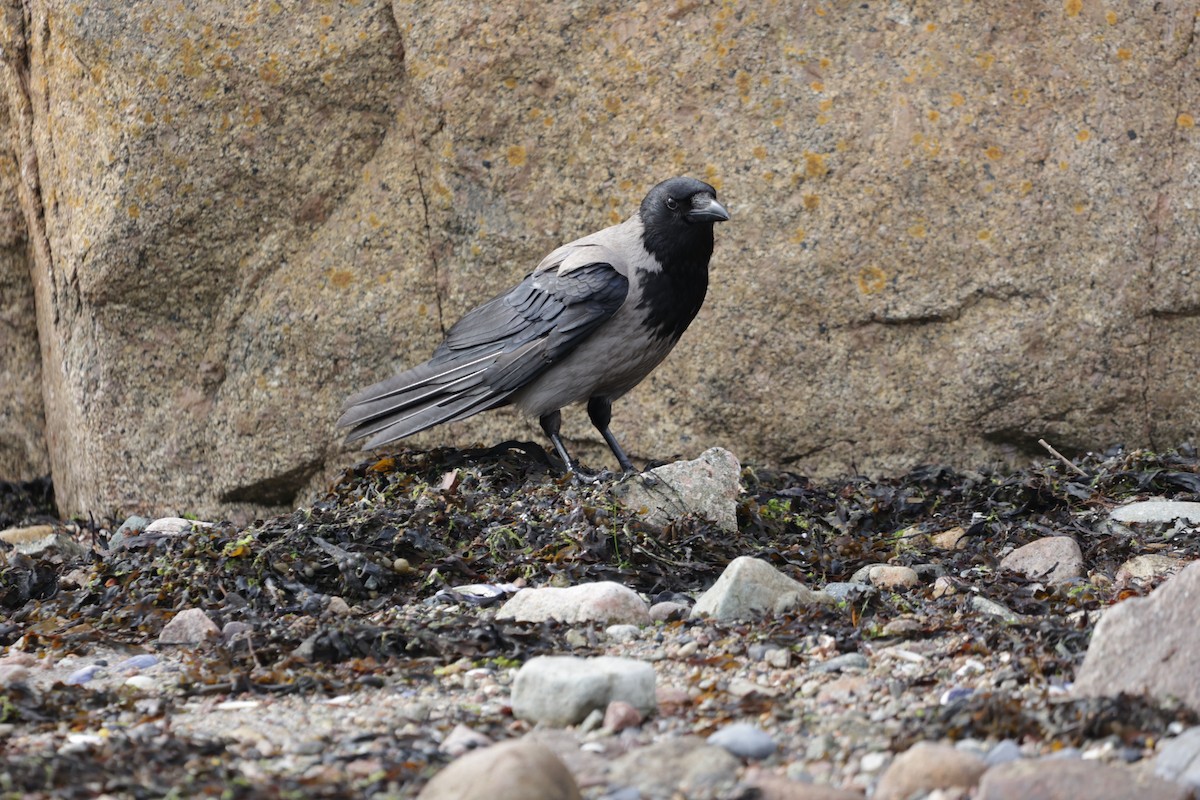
left=1, top=444, right=1198, bottom=798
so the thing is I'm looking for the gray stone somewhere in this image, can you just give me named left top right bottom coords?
left=416, top=739, right=582, bottom=800
left=999, top=536, right=1084, bottom=585
left=986, top=739, right=1023, bottom=766
left=512, top=656, right=656, bottom=726
left=496, top=582, right=649, bottom=625
left=691, top=556, right=834, bottom=621
left=707, top=723, right=777, bottom=759
left=1074, top=561, right=1200, bottom=714
left=1110, top=501, right=1200, bottom=525
left=611, top=447, right=741, bottom=532
left=821, top=582, right=877, bottom=603
left=969, top=596, right=1032, bottom=625
left=1155, top=726, right=1200, bottom=791
left=812, top=653, right=871, bottom=674
left=978, top=756, right=1188, bottom=800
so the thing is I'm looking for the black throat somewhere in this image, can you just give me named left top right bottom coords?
left=636, top=222, right=713, bottom=342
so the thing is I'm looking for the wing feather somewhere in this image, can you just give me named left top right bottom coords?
left=339, top=257, right=628, bottom=448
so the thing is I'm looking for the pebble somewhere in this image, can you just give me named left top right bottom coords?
left=1109, top=500, right=1200, bottom=525
left=691, top=556, right=834, bottom=621
left=512, top=656, right=656, bottom=726
left=930, top=526, right=968, bottom=550
left=986, top=739, right=1023, bottom=766
left=707, top=723, right=777, bottom=759
left=497, top=582, right=650, bottom=625
left=1116, top=554, right=1189, bottom=584
left=439, top=723, right=492, bottom=757
left=114, top=654, right=159, bottom=672
left=602, top=700, right=642, bottom=732
left=65, top=665, right=104, bottom=685
left=648, top=600, right=690, bottom=621
left=605, top=624, right=641, bottom=643
left=159, top=608, right=221, bottom=644
left=124, top=675, right=158, bottom=691
left=610, top=446, right=742, bottom=533
left=1155, top=726, right=1200, bottom=791
left=812, top=653, right=870, bottom=674
left=0, top=665, right=31, bottom=687
left=874, top=741, right=987, bottom=800
left=968, top=596, right=1031, bottom=624
left=850, top=565, right=920, bottom=590
left=821, top=582, right=876, bottom=602
left=978, top=756, right=1189, bottom=800
left=999, top=536, right=1083, bottom=585
left=607, top=736, right=741, bottom=799
left=145, top=516, right=213, bottom=533
left=416, top=739, right=583, bottom=800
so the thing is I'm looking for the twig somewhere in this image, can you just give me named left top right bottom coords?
left=1038, top=438, right=1088, bottom=477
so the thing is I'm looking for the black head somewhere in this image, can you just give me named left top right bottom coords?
left=638, top=176, right=729, bottom=271
left=635, top=177, right=730, bottom=341
left=639, top=176, right=730, bottom=230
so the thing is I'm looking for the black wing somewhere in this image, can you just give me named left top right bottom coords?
left=339, top=261, right=628, bottom=449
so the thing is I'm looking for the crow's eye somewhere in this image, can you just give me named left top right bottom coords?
left=665, top=197, right=679, bottom=211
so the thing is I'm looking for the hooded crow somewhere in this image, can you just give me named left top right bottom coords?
left=338, top=176, right=730, bottom=474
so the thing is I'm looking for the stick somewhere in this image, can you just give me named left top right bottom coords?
left=1038, top=438, right=1088, bottom=477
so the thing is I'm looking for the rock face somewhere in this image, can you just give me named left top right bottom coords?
left=3, top=2, right=1200, bottom=515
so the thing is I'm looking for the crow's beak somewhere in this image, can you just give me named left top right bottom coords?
left=687, top=194, right=730, bottom=223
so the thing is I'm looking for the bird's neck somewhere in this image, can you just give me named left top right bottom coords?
left=636, top=225, right=712, bottom=342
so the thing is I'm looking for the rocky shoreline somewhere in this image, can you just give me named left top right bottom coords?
left=2, top=445, right=1200, bottom=798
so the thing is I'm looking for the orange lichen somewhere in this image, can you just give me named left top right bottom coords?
left=789, top=227, right=806, bottom=244
left=985, top=146, right=1003, bottom=160
left=810, top=81, right=825, bottom=92
left=802, top=194, right=820, bottom=210
left=752, top=145, right=767, bottom=159
left=1076, top=129, right=1091, bottom=142
left=506, top=145, right=527, bottom=166
left=908, top=223, right=926, bottom=239
left=1117, top=48, right=1132, bottom=61
left=804, top=151, right=828, bottom=178
left=1065, top=0, right=1082, bottom=17
left=328, top=269, right=354, bottom=288
left=928, top=110, right=940, bottom=122
left=855, top=265, right=887, bottom=294
left=950, top=92, right=965, bottom=107
left=1106, top=10, right=1118, bottom=24
left=1178, top=113, right=1195, bottom=128
left=978, top=229, right=992, bottom=241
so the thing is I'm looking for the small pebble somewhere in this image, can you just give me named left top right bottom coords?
left=707, top=722, right=777, bottom=759
left=812, top=653, right=870, bottom=673
left=115, top=654, right=159, bottom=672
left=940, top=686, right=975, bottom=704
left=605, top=624, right=641, bottom=643
left=65, top=665, right=104, bottom=685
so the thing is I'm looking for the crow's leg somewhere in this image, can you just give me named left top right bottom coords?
left=539, top=410, right=578, bottom=472
left=587, top=397, right=636, bottom=474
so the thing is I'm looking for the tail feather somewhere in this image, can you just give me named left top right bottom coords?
left=339, top=347, right=518, bottom=448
